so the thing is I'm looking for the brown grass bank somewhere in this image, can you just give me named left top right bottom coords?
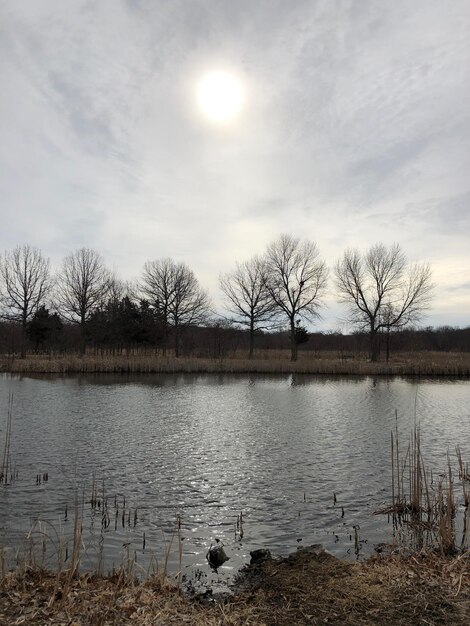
left=1, top=350, right=470, bottom=376
left=1, top=547, right=470, bottom=625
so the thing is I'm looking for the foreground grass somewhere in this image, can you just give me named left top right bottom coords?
left=1, top=350, right=470, bottom=376
left=1, top=547, right=470, bottom=625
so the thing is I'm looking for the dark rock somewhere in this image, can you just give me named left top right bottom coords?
left=300, top=544, right=328, bottom=556
left=374, top=542, right=387, bottom=553
left=249, top=549, right=272, bottom=564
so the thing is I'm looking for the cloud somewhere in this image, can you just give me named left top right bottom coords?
left=1, top=0, right=470, bottom=328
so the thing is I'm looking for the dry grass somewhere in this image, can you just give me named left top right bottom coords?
left=1, top=547, right=470, bottom=625
left=375, top=422, right=470, bottom=557
left=1, top=350, right=470, bottom=376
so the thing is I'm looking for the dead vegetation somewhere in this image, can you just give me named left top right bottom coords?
left=374, top=421, right=470, bottom=557
left=1, top=547, right=470, bottom=625
left=1, top=350, right=470, bottom=376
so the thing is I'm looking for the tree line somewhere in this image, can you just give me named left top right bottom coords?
left=0, top=235, right=437, bottom=361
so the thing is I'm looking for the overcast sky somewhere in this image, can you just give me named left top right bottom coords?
left=1, top=0, right=469, bottom=330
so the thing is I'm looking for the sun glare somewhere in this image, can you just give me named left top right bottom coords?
left=196, top=70, right=245, bottom=123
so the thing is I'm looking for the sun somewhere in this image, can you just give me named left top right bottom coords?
left=196, top=70, right=245, bottom=123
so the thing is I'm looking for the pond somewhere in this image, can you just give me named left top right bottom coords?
left=0, top=373, right=469, bottom=590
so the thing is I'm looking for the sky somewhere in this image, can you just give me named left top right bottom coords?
left=1, top=0, right=469, bottom=331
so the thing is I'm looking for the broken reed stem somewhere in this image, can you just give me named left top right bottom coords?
left=177, top=514, right=183, bottom=592
left=439, top=454, right=456, bottom=555
left=25, top=518, right=68, bottom=600
left=379, top=420, right=467, bottom=555
left=395, top=410, right=400, bottom=504
left=456, top=445, right=470, bottom=482
left=162, top=528, right=175, bottom=579
left=1, top=393, right=13, bottom=484
left=68, top=491, right=84, bottom=582
left=391, top=431, right=395, bottom=517
left=462, top=501, right=470, bottom=549
left=3, top=477, right=186, bottom=593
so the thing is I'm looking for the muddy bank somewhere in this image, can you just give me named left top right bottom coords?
left=1, top=546, right=469, bottom=625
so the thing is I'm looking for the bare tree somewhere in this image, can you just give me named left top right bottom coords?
left=219, top=255, right=276, bottom=358
left=264, top=234, right=328, bottom=361
left=170, top=262, right=210, bottom=356
left=0, top=245, right=52, bottom=356
left=57, top=248, right=111, bottom=354
left=141, top=258, right=177, bottom=355
left=335, top=243, right=433, bottom=361
left=141, top=258, right=210, bottom=356
left=107, top=274, right=128, bottom=304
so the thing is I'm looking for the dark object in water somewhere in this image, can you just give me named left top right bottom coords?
left=206, top=543, right=229, bottom=569
left=250, top=549, right=272, bottom=564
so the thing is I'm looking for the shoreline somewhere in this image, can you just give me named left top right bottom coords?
left=1, top=351, right=470, bottom=377
left=1, top=546, right=469, bottom=625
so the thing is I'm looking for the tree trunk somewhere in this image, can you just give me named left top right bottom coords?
left=80, top=316, right=86, bottom=356
left=290, top=319, right=298, bottom=362
left=249, top=320, right=254, bottom=359
left=174, top=323, right=180, bottom=358
left=20, top=313, right=27, bottom=358
left=370, top=327, right=379, bottom=362
left=385, top=328, right=391, bottom=363
left=162, top=323, right=168, bottom=356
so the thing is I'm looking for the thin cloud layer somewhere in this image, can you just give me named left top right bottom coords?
left=1, top=0, right=469, bottom=328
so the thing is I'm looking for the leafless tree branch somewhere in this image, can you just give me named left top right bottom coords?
left=56, top=248, right=111, bottom=354
left=263, top=234, right=328, bottom=361
left=220, top=255, right=277, bottom=358
left=140, top=258, right=210, bottom=356
left=335, top=243, right=433, bottom=361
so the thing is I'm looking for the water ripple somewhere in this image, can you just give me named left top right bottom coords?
left=1, top=373, right=469, bottom=587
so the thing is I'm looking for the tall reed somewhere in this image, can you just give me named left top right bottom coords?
left=377, top=424, right=468, bottom=555
left=3, top=350, right=470, bottom=376
left=1, top=393, right=13, bottom=484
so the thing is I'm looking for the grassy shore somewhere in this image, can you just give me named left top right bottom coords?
left=1, top=350, right=470, bottom=376
left=1, top=547, right=470, bottom=625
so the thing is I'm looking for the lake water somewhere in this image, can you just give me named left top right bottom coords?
left=0, top=373, right=469, bottom=590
